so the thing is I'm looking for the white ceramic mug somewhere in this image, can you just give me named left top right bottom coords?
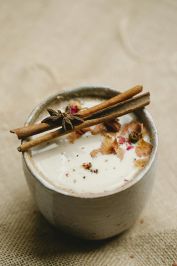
left=22, top=86, right=158, bottom=240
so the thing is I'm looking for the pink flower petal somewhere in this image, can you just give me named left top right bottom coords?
left=127, top=145, right=134, bottom=151
left=70, top=105, right=79, bottom=114
left=119, top=136, right=126, bottom=144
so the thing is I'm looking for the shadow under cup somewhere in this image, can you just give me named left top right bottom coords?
left=22, top=86, right=158, bottom=240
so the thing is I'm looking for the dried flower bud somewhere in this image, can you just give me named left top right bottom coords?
left=118, top=136, right=126, bottom=145
left=129, top=131, right=142, bottom=143
left=82, top=162, right=92, bottom=170
left=65, top=100, right=82, bottom=114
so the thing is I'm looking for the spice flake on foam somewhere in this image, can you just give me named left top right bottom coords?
left=82, top=162, right=98, bottom=174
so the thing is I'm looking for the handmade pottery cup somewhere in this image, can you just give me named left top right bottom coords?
left=22, top=86, right=158, bottom=240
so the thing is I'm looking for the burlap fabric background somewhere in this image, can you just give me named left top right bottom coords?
left=0, top=0, right=177, bottom=265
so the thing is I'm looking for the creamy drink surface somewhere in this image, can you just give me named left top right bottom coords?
left=31, top=97, right=152, bottom=195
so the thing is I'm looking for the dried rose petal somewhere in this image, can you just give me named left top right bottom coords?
left=91, top=124, right=106, bottom=135
left=121, top=121, right=143, bottom=137
left=127, top=145, right=134, bottom=151
left=100, top=135, right=114, bottom=154
left=118, top=136, right=126, bottom=145
left=112, top=140, right=125, bottom=160
left=91, top=134, right=125, bottom=160
left=135, top=139, right=153, bottom=157
left=134, top=158, right=149, bottom=168
left=66, top=100, right=82, bottom=114
left=70, top=105, right=79, bottom=114
left=90, top=148, right=101, bottom=158
left=91, top=133, right=114, bottom=157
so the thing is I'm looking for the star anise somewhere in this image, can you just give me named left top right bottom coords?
left=41, top=108, right=84, bottom=131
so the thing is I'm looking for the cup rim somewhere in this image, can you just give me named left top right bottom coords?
left=23, top=86, right=158, bottom=199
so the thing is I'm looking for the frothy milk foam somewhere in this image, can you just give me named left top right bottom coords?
left=31, top=98, right=151, bottom=195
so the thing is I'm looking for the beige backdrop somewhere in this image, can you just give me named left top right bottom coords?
left=0, top=0, right=177, bottom=265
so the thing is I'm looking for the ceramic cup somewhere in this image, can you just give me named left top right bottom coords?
left=22, top=86, right=158, bottom=240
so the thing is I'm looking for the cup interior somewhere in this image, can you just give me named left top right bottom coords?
left=23, top=86, right=158, bottom=199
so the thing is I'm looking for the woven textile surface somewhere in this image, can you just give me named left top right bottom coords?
left=0, top=0, right=177, bottom=265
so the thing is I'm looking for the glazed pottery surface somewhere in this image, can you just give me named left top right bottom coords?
left=22, top=86, right=158, bottom=240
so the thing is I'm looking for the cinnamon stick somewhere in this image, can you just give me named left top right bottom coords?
left=78, top=85, right=143, bottom=117
left=18, top=92, right=150, bottom=152
left=11, top=85, right=142, bottom=139
left=10, top=123, right=57, bottom=139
